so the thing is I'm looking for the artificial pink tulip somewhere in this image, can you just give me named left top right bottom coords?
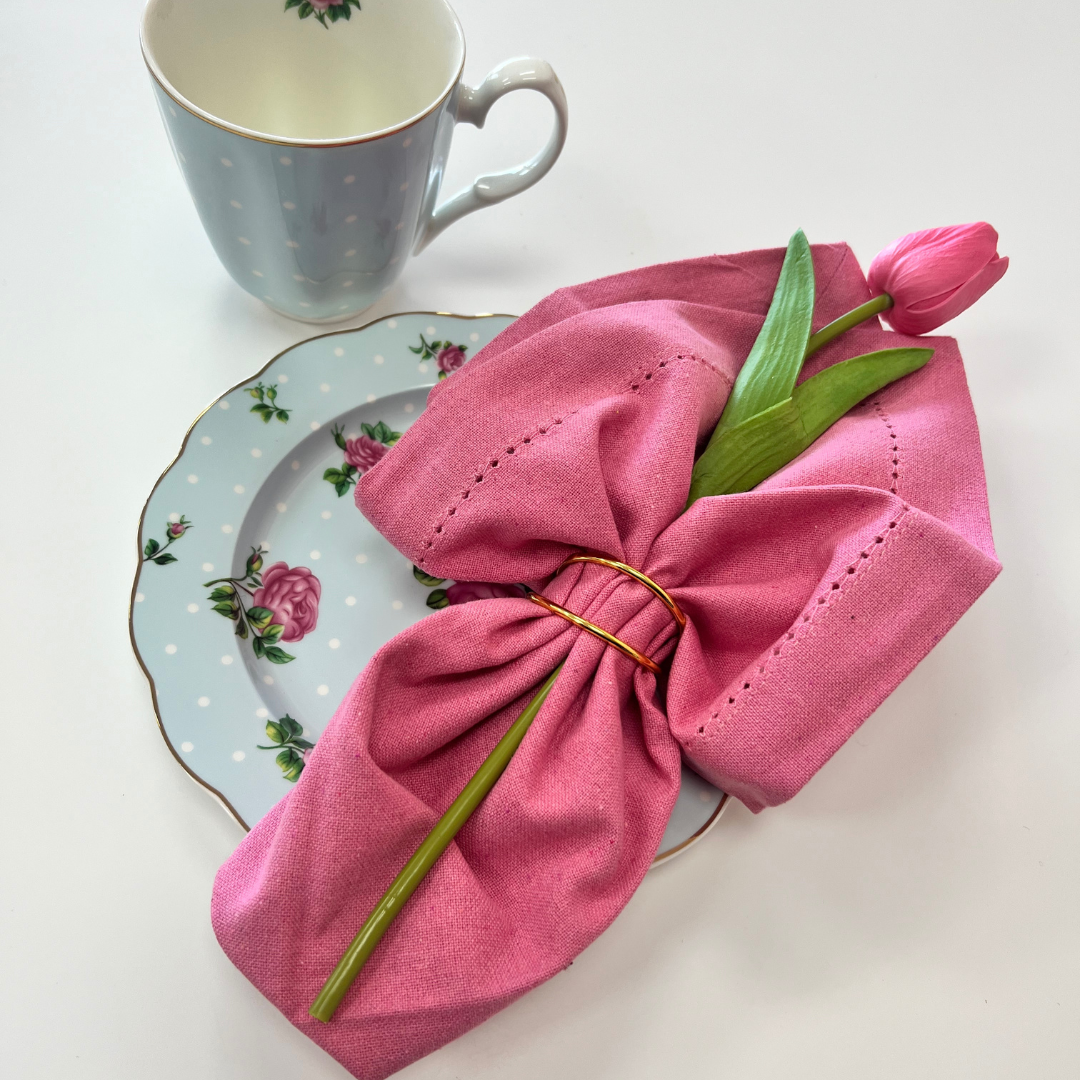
left=868, top=222, right=1008, bottom=335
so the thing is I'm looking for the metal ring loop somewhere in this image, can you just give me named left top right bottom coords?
left=558, top=554, right=687, bottom=632
left=526, top=554, right=685, bottom=675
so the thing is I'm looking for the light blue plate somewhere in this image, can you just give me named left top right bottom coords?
left=129, top=312, right=726, bottom=862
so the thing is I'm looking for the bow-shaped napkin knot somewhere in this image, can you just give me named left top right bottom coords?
left=213, top=242, right=999, bottom=1080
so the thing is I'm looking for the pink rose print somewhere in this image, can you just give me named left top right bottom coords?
left=285, top=0, right=357, bottom=27
left=253, top=562, right=322, bottom=642
left=446, top=581, right=527, bottom=605
left=413, top=565, right=528, bottom=610
left=436, top=345, right=466, bottom=376
left=205, top=547, right=312, bottom=664
left=257, top=712, right=315, bottom=782
left=326, top=422, right=400, bottom=497
left=344, top=435, right=390, bottom=473
left=143, top=515, right=193, bottom=565
left=410, top=334, right=469, bottom=380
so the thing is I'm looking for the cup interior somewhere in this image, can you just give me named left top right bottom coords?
left=142, top=0, right=464, bottom=143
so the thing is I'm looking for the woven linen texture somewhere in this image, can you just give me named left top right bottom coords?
left=213, top=243, right=1000, bottom=1079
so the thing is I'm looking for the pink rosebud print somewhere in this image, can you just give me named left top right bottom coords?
left=867, top=222, right=1008, bottom=336
left=310, top=0, right=343, bottom=10
left=253, top=563, right=321, bottom=642
left=344, top=435, right=390, bottom=473
left=446, top=581, right=526, bottom=605
left=436, top=345, right=466, bottom=375
left=167, top=522, right=187, bottom=538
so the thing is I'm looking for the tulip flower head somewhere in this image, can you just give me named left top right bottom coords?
left=868, top=222, right=1008, bottom=336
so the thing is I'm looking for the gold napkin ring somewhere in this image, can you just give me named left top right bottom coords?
left=526, top=554, right=686, bottom=675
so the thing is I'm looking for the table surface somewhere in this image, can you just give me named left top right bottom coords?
left=3, top=1, right=1078, bottom=1077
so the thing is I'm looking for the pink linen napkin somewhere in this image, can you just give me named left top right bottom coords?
left=212, top=242, right=1000, bottom=1079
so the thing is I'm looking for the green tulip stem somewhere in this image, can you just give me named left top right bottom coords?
left=803, top=293, right=892, bottom=359
left=309, top=664, right=565, bottom=1024
left=310, top=246, right=906, bottom=1024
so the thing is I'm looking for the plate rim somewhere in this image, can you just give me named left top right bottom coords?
left=651, top=793, right=729, bottom=865
left=127, top=310, right=729, bottom=861
left=128, top=311, right=515, bottom=829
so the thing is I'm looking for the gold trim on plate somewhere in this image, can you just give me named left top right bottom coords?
left=129, top=311, right=729, bottom=865
left=129, top=311, right=514, bottom=832
left=651, top=793, right=729, bottom=865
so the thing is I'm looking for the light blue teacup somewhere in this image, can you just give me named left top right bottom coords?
left=141, top=0, right=567, bottom=322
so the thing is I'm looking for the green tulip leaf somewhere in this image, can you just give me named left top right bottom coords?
left=687, top=347, right=933, bottom=505
left=712, top=229, right=814, bottom=438
left=792, top=347, right=932, bottom=437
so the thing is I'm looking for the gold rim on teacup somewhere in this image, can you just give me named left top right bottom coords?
left=140, top=0, right=467, bottom=147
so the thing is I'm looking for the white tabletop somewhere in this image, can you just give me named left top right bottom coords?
left=3, top=1, right=1077, bottom=1076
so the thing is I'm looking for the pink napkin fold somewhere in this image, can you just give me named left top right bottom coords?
left=212, top=242, right=1000, bottom=1079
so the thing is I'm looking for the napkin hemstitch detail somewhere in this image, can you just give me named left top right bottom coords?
left=415, top=350, right=724, bottom=570
left=699, top=500, right=914, bottom=743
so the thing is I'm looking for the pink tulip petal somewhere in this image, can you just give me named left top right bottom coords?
left=884, top=256, right=1009, bottom=335
left=869, top=223, right=1007, bottom=335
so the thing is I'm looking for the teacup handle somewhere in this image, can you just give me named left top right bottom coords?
left=413, top=57, right=568, bottom=253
